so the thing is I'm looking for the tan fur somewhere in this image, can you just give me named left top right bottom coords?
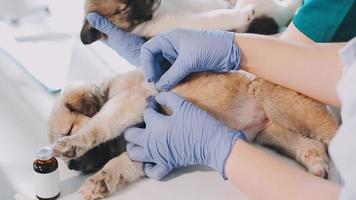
left=48, top=69, right=337, bottom=199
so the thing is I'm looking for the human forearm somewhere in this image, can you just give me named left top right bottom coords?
left=225, top=140, right=341, bottom=200
left=235, top=33, right=344, bottom=106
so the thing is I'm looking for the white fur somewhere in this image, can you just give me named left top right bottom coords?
left=235, top=0, right=303, bottom=27
left=132, top=0, right=303, bottom=37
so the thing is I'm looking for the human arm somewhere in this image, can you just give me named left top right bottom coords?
left=236, top=31, right=345, bottom=107
left=247, top=0, right=355, bottom=106
left=140, top=27, right=345, bottom=106
left=225, top=140, right=341, bottom=200
left=140, top=0, right=353, bottom=106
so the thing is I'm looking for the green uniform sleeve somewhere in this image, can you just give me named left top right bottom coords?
left=293, top=0, right=356, bottom=42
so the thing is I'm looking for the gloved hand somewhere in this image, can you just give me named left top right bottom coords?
left=124, top=92, right=247, bottom=180
left=86, top=12, right=145, bottom=67
left=141, top=28, right=241, bottom=91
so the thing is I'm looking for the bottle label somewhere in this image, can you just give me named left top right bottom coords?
left=34, top=168, right=60, bottom=198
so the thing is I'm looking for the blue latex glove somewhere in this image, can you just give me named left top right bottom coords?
left=141, top=28, right=241, bottom=91
left=86, top=12, right=144, bottom=66
left=124, top=92, right=247, bottom=180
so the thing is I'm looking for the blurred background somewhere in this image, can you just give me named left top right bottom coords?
left=0, top=0, right=134, bottom=92
left=0, top=1, right=342, bottom=200
left=0, top=0, right=135, bottom=199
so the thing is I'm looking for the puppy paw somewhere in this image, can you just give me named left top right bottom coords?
left=52, top=136, right=87, bottom=160
left=303, top=149, right=329, bottom=178
left=308, top=160, right=329, bottom=178
left=80, top=170, right=127, bottom=200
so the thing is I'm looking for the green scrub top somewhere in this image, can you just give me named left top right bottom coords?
left=293, top=0, right=356, bottom=42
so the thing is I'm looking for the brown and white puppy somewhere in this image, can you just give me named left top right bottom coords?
left=49, top=69, right=337, bottom=199
left=80, top=0, right=302, bottom=44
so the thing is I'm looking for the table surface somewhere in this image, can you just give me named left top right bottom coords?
left=0, top=38, right=341, bottom=200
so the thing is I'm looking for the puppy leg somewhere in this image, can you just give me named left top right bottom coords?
left=255, top=123, right=330, bottom=178
left=306, top=109, right=338, bottom=145
left=52, top=91, right=149, bottom=160
left=254, top=79, right=337, bottom=145
left=80, top=152, right=144, bottom=200
left=134, top=6, right=255, bottom=37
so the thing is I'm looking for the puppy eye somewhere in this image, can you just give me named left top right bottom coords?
left=65, top=103, right=76, bottom=113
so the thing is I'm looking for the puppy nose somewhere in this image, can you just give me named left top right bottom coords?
left=67, top=159, right=78, bottom=170
left=80, top=27, right=101, bottom=45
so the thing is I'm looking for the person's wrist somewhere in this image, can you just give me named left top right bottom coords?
left=228, top=32, right=242, bottom=71
left=221, top=130, right=246, bottom=179
left=230, top=130, right=247, bottom=143
left=209, top=128, right=246, bottom=179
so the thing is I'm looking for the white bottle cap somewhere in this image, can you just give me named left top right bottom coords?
left=35, top=146, right=53, bottom=161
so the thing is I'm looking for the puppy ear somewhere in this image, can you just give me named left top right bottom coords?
left=80, top=20, right=103, bottom=45
left=63, top=83, right=109, bottom=117
left=65, top=93, right=101, bottom=117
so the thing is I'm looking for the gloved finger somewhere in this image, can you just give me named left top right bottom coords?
left=141, top=36, right=177, bottom=83
left=154, top=92, right=185, bottom=113
left=143, top=107, right=164, bottom=125
left=155, top=57, right=193, bottom=91
left=124, top=127, right=146, bottom=146
left=161, top=53, right=176, bottom=65
left=144, top=163, right=170, bottom=180
left=147, top=95, right=161, bottom=111
left=126, top=143, right=151, bottom=162
left=86, top=12, right=119, bottom=36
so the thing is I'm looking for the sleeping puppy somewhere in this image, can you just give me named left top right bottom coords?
left=80, top=0, right=303, bottom=44
left=49, top=69, right=337, bottom=199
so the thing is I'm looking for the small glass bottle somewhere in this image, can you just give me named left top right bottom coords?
left=33, top=146, right=60, bottom=200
